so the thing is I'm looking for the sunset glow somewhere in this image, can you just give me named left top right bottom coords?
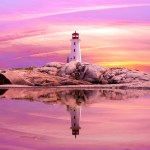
left=0, top=0, right=150, bottom=71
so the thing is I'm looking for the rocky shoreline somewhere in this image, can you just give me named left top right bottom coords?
left=0, top=61, right=150, bottom=87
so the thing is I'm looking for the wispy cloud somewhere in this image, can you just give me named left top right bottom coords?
left=0, top=30, right=46, bottom=43
left=30, top=50, right=69, bottom=57
left=0, top=3, right=150, bottom=22
left=0, top=1, right=150, bottom=71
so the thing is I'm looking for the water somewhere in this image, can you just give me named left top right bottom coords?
left=0, top=88, right=150, bottom=150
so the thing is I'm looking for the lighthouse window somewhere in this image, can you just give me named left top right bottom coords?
left=74, top=42, right=75, bottom=45
left=74, top=116, right=75, bottom=119
left=74, top=123, right=76, bottom=126
left=74, top=56, right=75, bottom=59
left=74, top=49, right=75, bottom=52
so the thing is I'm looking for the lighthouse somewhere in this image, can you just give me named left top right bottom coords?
left=67, top=31, right=81, bottom=63
left=67, top=106, right=81, bottom=138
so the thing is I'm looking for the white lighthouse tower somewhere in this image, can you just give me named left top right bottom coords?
left=67, top=106, right=81, bottom=138
left=67, top=31, right=81, bottom=63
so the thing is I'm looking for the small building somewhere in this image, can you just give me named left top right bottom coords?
left=67, top=31, right=81, bottom=63
left=67, top=105, right=81, bottom=138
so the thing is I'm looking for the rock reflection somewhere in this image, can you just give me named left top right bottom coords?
left=0, top=88, right=150, bottom=138
left=0, top=88, right=149, bottom=106
left=0, top=89, right=8, bottom=95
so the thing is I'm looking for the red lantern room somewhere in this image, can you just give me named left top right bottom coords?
left=72, top=31, right=79, bottom=39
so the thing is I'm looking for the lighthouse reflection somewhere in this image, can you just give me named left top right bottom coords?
left=0, top=88, right=145, bottom=139
left=65, top=90, right=84, bottom=138
left=67, top=105, right=81, bottom=138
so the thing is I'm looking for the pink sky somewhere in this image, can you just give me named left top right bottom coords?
left=0, top=0, right=150, bottom=71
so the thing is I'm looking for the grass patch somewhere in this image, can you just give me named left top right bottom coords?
left=14, top=67, right=35, bottom=71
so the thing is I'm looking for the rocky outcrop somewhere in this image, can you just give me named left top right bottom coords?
left=0, top=61, right=149, bottom=86
left=52, top=61, right=107, bottom=83
left=35, top=61, right=150, bottom=85
left=34, top=67, right=58, bottom=76
left=100, top=68, right=150, bottom=84
left=78, top=63, right=107, bottom=83
left=34, top=62, right=65, bottom=76
left=45, top=62, right=65, bottom=68
left=0, top=70, right=90, bottom=86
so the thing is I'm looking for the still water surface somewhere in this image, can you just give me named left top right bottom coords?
left=0, top=88, right=150, bottom=150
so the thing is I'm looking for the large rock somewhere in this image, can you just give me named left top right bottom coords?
left=100, top=68, right=129, bottom=84
left=34, top=61, right=150, bottom=85
left=126, top=71, right=150, bottom=81
left=101, top=68, right=150, bottom=84
left=1, top=62, right=150, bottom=86
left=45, top=62, right=64, bottom=68
left=34, top=67, right=58, bottom=75
left=1, top=70, right=91, bottom=86
left=79, top=63, right=107, bottom=83
left=58, top=61, right=77, bottom=77
left=1, top=70, right=32, bottom=85
left=57, top=61, right=108, bottom=83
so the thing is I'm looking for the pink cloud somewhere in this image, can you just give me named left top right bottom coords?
left=0, top=30, right=46, bottom=43
left=0, top=3, right=150, bottom=22
left=0, top=1, right=149, bottom=71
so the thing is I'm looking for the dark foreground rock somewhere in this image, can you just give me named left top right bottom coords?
left=0, top=61, right=150, bottom=86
